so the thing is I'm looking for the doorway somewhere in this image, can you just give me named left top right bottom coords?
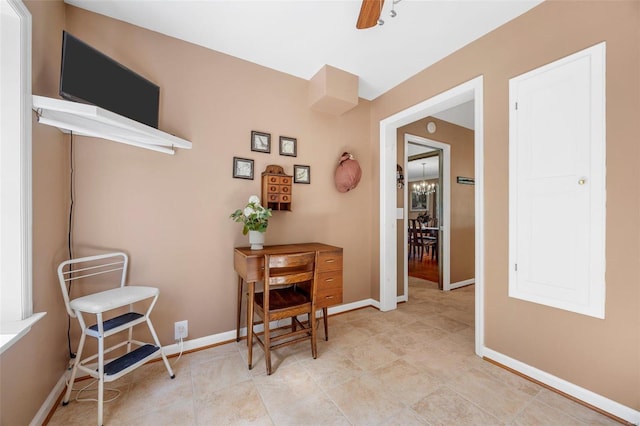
left=406, top=145, right=441, bottom=284
left=403, top=135, right=451, bottom=294
left=378, top=76, right=485, bottom=357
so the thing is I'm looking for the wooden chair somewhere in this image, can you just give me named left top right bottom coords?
left=408, top=219, right=426, bottom=260
left=247, top=251, right=319, bottom=375
left=408, top=219, right=421, bottom=259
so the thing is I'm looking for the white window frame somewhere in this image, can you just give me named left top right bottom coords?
left=0, top=0, right=45, bottom=354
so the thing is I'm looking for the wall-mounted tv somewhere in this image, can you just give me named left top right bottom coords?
left=59, top=31, right=160, bottom=128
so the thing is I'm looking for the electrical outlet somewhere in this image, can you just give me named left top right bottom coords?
left=174, top=320, right=188, bottom=340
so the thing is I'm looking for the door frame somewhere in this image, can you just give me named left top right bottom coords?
left=403, top=135, right=451, bottom=296
left=379, top=75, right=485, bottom=356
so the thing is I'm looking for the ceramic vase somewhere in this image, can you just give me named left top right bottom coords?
left=248, top=230, right=265, bottom=250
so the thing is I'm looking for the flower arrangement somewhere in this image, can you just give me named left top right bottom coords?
left=230, top=195, right=272, bottom=235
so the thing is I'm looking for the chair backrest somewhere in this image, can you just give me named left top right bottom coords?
left=410, top=218, right=424, bottom=241
left=57, top=252, right=128, bottom=317
left=263, top=251, right=318, bottom=304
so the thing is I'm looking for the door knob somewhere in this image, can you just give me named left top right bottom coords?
left=578, top=178, right=586, bottom=185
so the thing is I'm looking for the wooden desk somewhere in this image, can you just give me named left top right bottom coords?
left=234, top=243, right=343, bottom=342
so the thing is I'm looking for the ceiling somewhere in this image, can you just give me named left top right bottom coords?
left=64, top=0, right=542, bottom=101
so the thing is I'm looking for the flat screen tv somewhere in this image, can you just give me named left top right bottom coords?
left=59, top=31, right=159, bottom=128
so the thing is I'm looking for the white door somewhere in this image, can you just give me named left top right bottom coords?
left=509, top=43, right=606, bottom=318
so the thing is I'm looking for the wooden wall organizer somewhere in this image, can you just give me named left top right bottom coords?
left=261, top=165, right=292, bottom=211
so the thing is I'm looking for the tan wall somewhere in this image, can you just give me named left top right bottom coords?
left=62, top=6, right=373, bottom=349
left=0, top=1, right=70, bottom=425
left=375, top=0, right=640, bottom=410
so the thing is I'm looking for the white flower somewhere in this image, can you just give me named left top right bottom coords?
left=248, top=195, right=260, bottom=204
left=243, top=206, right=254, bottom=217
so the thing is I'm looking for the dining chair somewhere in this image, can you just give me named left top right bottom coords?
left=413, top=218, right=437, bottom=260
left=247, top=251, right=319, bottom=375
left=57, top=252, right=174, bottom=426
left=408, top=219, right=421, bottom=259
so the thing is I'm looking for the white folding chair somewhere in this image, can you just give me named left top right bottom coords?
left=57, top=252, right=174, bottom=425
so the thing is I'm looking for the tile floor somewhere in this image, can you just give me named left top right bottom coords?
left=48, top=278, right=621, bottom=425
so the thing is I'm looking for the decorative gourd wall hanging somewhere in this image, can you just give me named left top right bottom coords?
left=334, top=152, right=362, bottom=193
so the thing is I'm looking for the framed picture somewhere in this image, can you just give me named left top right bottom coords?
left=410, top=191, right=428, bottom=211
left=294, top=164, right=310, bottom=184
left=251, top=131, right=271, bottom=153
left=279, top=136, right=297, bottom=157
left=233, top=157, right=254, bottom=180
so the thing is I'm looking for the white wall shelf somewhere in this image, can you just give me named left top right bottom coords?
left=32, top=95, right=191, bottom=155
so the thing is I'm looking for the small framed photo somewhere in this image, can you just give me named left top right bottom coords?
left=294, top=164, right=310, bottom=184
left=279, top=136, right=297, bottom=157
left=233, top=157, right=254, bottom=180
left=251, top=131, right=271, bottom=153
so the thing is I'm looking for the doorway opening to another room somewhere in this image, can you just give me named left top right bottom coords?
left=404, top=137, right=449, bottom=292
left=379, top=76, right=484, bottom=357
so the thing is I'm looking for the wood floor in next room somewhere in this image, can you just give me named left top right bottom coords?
left=408, top=253, right=439, bottom=283
left=48, top=278, right=620, bottom=425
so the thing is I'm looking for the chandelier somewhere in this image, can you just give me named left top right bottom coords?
left=413, top=163, right=436, bottom=196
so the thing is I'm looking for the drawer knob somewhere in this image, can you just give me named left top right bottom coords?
left=325, top=278, right=334, bottom=282
left=325, top=259, right=335, bottom=263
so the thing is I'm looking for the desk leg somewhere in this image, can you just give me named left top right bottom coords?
left=322, top=307, right=329, bottom=341
left=236, top=276, right=244, bottom=342
left=247, top=281, right=255, bottom=370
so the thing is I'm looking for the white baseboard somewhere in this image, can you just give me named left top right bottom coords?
left=161, top=298, right=380, bottom=356
left=450, top=278, right=475, bottom=289
left=483, top=347, right=640, bottom=425
left=30, top=371, right=68, bottom=426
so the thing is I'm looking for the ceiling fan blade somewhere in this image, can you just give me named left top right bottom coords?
left=356, top=0, right=384, bottom=29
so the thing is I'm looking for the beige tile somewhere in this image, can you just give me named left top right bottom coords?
left=440, top=307, right=475, bottom=326
left=411, top=385, right=501, bottom=425
left=476, top=360, right=542, bottom=397
left=419, top=313, right=469, bottom=333
left=402, top=345, right=474, bottom=381
left=111, top=399, right=196, bottom=426
left=433, top=332, right=476, bottom=355
left=108, top=361, right=194, bottom=423
left=325, top=374, right=406, bottom=425
left=511, top=399, right=584, bottom=425
left=263, top=391, right=350, bottom=426
left=534, top=388, right=622, bottom=425
left=194, top=379, right=273, bottom=425
left=447, top=367, right=533, bottom=422
left=379, top=407, right=429, bottom=425
left=335, top=336, right=400, bottom=371
left=299, top=347, right=364, bottom=390
left=48, top=281, right=619, bottom=426
left=401, top=319, right=450, bottom=345
left=368, top=359, right=442, bottom=406
left=186, top=341, right=241, bottom=366
left=348, top=316, right=399, bottom=336
left=191, top=352, right=252, bottom=398
left=253, top=363, right=321, bottom=407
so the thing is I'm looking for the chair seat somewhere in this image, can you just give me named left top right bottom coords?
left=255, top=287, right=310, bottom=311
left=70, top=285, right=158, bottom=314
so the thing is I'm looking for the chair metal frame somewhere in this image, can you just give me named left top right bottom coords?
left=57, top=252, right=174, bottom=425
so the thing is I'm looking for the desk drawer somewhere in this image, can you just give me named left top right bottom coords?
left=316, top=270, right=342, bottom=308
left=318, top=250, right=342, bottom=272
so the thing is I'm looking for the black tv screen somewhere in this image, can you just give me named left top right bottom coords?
left=60, top=31, right=159, bottom=128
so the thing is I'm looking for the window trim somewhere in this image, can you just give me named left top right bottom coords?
left=0, top=0, right=44, bottom=355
